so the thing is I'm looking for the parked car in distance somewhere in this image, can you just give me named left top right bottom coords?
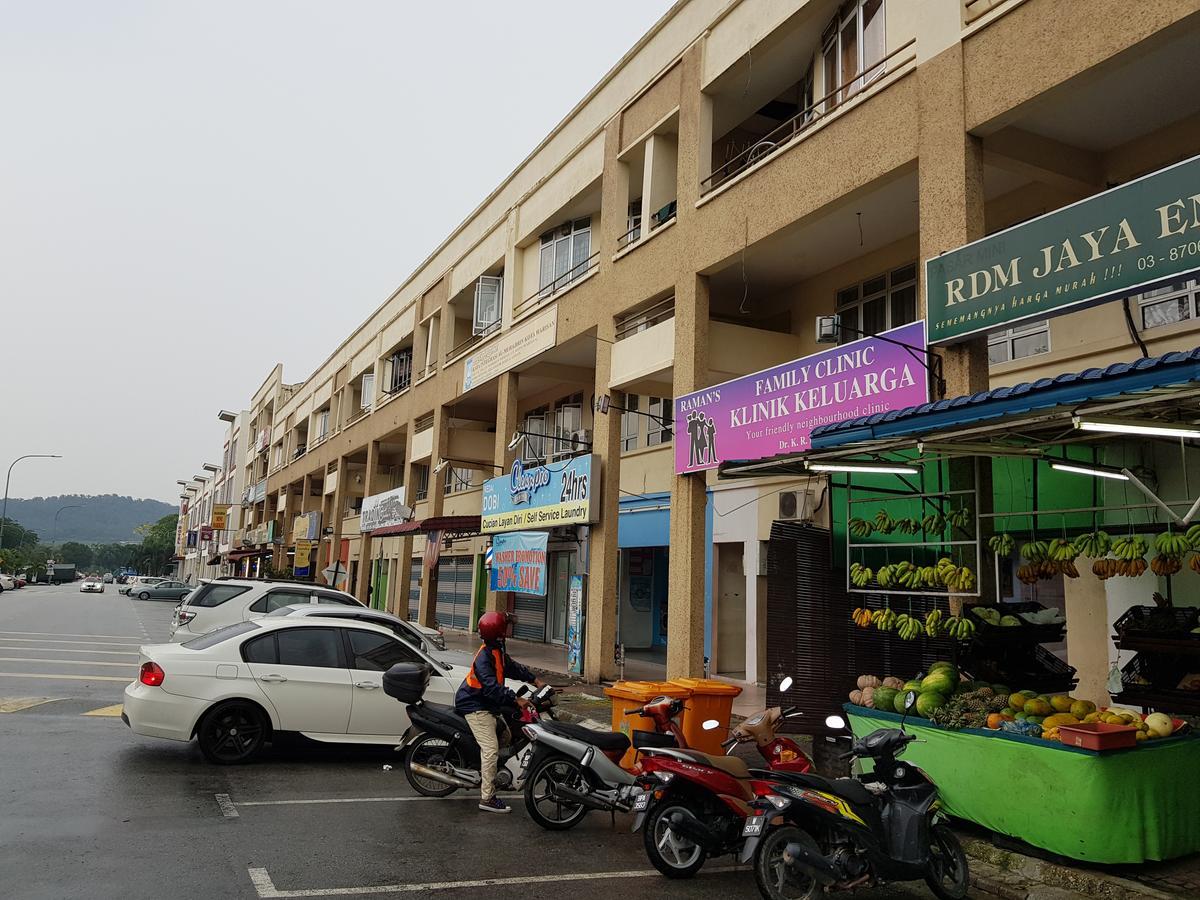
left=268, top=604, right=467, bottom=665
left=169, top=578, right=365, bottom=641
left=102, top=573, right=114, bottom=583
left=14, top=576, right=26, bottom=588
left=123, top=617, right=467, bottom=763
left=80, top=578, right=105, bottom=593
left=0, top=574, right=15, bottom=592
left=135, top=580, right=192, bottom=601
left=120, top=576, right=165, bottom=596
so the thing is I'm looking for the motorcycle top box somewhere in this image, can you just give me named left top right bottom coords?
left=383, top=662, right=431, bottom=703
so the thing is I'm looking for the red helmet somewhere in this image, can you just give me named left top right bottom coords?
left=478, top=610, right=516, bottom=642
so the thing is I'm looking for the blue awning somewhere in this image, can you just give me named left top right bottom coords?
left=808, top=347, right=1200, bottom=450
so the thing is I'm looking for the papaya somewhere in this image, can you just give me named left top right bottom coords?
left=1042, top=713, right=1080, bottom=728
left=1050, top=695, right=1075, bottom=713
left=1070, top=700, right=1097, bottom=719
left=1026, top=715, right=1045, bottom=726
left=1008, top=693, right=1029, bottom=712
left=1020, top=690, right=1037, bottom=698
left=1023, top=699, right=1053, bottom=717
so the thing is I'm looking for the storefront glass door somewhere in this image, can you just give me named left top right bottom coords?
left=548, top=552, right=573, bottom=644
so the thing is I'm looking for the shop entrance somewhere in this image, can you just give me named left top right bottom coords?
left=715, top=542, right=747, bottom=677
left=435, top=555, right=474, bottom=631
left=619, top=547, right=669, bottom=650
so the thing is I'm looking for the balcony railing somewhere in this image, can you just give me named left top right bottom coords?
left=346, top=406, right=368, bottom=426
left=616, top=201, right=677, bottom=251
left=292, top=444, right=307, bottom=460
left=413, top=411, right=435, bottom=433
left=964, top=0, right=1019, bottom=24
left=616, top=295, right=675, bottom=341
left=700, top=38, right=916, bottom=195
left=448, top=318, right=500, bottom=361
left=512, top=252, right=599, bottom=319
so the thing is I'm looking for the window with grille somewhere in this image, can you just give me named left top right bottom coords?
left=621, top=394, right=640, bottom=452
left=1137, top=278, right=1199, bottom=330
left=552, top=394, right=583, bottom=458
left=443, top=466, right=477, bottom=495
left=413, top=464, right=429, bottom=502
left=522, top=409, right=548, bottom=465
left=538, top=218, right=592, bottom=295
left=388, top=348, right=412, bottom=394
left=822, top=0, right=885, bottom=109
left=988, top=321, right=1050, bottom=365
left=647, top=396, right=673, bottom=446
left=835, top=263, right=917, bottom=344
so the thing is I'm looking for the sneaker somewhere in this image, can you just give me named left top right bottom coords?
left=478, top=797, right=511, bottom=814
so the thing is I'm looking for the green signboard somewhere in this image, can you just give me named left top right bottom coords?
left=925, top=154, right=1200, bottom=344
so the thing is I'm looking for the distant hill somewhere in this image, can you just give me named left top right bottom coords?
left=5, top=494, right=176, bottom=544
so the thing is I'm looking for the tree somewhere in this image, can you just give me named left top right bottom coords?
left=57, top=542, right=94, bottom=568
left=0, top=517, right=39, bottom=550
left=93, top=543, right=134, bottom=572
left=132, top=514, right=179, bottom=575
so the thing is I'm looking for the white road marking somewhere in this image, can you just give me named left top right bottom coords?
left=247, top=865, right=741, bottom=897
left=0, top=637, right=142, bottom=648
left=0, top=672, right=130, bottom=682
left=237, top=795, right=477, bottom=807
left=0, top=645, right=140, bottom=656
left=0, top=657, right=137, bottom=668
left=215, top=793, right=240, bottom=818
left=0, top=630, right=143, bottom=641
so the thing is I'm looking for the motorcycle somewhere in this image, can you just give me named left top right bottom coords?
left=520, top=694, right=688, bottom=830
left=384, top=661, right=558, bottom=796
left=741, top=691, right=969, bottom=900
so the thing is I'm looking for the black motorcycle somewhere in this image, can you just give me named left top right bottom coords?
left=382, top=661, right=558, bottom=796
left=740, top=692, right=968, bottom=900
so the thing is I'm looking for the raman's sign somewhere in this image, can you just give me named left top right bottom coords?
left=673, top=321, right=929, bottom=473
left=462, top=305, right=557, bottom=392
left=481, top=454, right=599, bottom=533
left=360, top=485, right=411, bottom=533
left=488, top=531, right=548, bottom=595
left=926, top=154, right=1200, bottom=344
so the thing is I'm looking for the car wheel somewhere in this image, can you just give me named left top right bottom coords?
left=197, top=701, right=269, bottom=765
left=138, top=591, right=150, bottom=600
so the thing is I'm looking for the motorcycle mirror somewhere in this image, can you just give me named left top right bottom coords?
left=701, top=719, right=721, bottom=731
left=778, top=676, right=793, bottom=693
left=825, top=714, right=846, bottom=730
left=903, top=691, right=918, bottom=711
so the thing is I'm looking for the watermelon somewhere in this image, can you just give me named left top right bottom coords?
left=915, top=691, right=946, bottom=718
left=874, top=687, right=898, bottom=713
left=902, top=679, right=924, bottom=693
left=920, top=670, right=956, bottom=696
left=928, top=661, right=958, bottom=678
left=893, top=691, right=910, bottom=714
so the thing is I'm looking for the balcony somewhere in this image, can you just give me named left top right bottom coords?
left=512, top=252, right=599, bottom=320
left=610, top=298, right=676, bottom=390
left=963, top=0, right=1024, bottom=28
left=616, top=200, right=677, bottom=252
left=447, top=317, right=500, bottom=362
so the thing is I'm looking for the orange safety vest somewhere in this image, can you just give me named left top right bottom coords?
left=465, top=645, right=504, bottom=690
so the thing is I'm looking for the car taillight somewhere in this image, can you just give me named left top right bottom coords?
left=177, top=610, right=196, bottom=624
left=139, top=662, right=165, bottom=686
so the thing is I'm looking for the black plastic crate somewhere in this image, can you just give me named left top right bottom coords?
left=964, top=643, right=1077, bottom=693
left=970, top=601, right=1066, bottom=644
left=1114, top=606, right=1198, bottom=641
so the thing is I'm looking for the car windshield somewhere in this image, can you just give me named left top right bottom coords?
left=181, top=621, right=260, bottom=649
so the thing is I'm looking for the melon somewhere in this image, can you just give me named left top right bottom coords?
left=928, top=661, right=958, bottom=678
left=874, top=687, right=899, bottom=713
left=1145, top=713, right=1174, bottom=738
left=902, top=679, right=924, bottom=693
left=920, top=670, right=956, bottom=696
left=915, top=691, right=946, bottom=718
left=893, top=691, right=910, bottom=714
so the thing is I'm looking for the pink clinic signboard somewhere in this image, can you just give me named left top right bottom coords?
left=674, top=320, right=929, bottom=474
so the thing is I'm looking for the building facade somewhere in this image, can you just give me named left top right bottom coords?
left=177, top=0, right=1200, bottom=685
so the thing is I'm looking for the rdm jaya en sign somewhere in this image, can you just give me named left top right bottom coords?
left=926, top=154, right=1200, bottom=344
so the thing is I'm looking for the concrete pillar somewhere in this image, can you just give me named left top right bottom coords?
left=417, top=409, right=448, bottom=627
left=501, top=209, right=523, bottom=329
left=676, top=40, right=711, bottom=214
left=483, top=372, right=521, bottom=615
left=585, top=322, right=622, bottom=683
left=395, top=542, right=414, bottom=618
left=355, top=439, right=380, bottom=604
left=667, top=274, right=710, bottom=679
left=600, top=118, right=630, bottom=254
left=269, top=491, right=286, bottom=573
left=327, top=456, right=347, bottom=589
left=1064, top=565, right=1112, bottom=705
left=917, top=41, right=988, bottom=398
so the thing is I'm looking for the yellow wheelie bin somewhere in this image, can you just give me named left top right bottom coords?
left=604, top=680, right=690, bottom=768
left=669, top=677, right=743, bottom=754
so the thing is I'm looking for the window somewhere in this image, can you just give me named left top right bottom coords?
left=316, top=409, right=330, bottom=440
left=276, top=627, right=342, bottom=667
left=249, top=589, right=313, bottom=614
left=835, top=263, right=917, bottom=343
left=413, top=463, right=429, bottom=502
left=647, top=396, right=673, bottom=446
left=346, top=629, right=421, bottom=671
left=988, top=321, right=1050, bottom=365
left=388, top=348, right=413, bottom=394
left=822, top=0, right=887, bottom=108
left=626, top=199, right=642, bottom=244
left=182, top=621, right=260, bottom=650
left=444, top=465, right=476, bottom=495
left=315, top=591, right=361, bottom=606
left=538, top=218, right=592, bottom=295
left=552, top=394, right=583, bottom=458
left=186, top=583, right=251, bottom=608
left=360, top=373, right=375, bottom=409
left=621, top=394, right=640, bottom=452
left=1137, top=278, right=1198, bottom=330
left=473, top=275, right=503, bottom=335
left=273, top=444, right=283, bottom=467
left=522, top=409, right=548, bottom=465
left=242, top=633, right=277, bottom=664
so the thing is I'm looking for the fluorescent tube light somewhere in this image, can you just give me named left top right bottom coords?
left=1049, top=462, right=1128, bottom=481
left=806, top=462, right=919, bottom=475
left=1073, top=416, right=1200, bottom=440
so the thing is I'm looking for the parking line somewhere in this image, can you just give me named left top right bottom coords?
left=0, top=657, right=138, bottom=668
left=0, top=645, right=140, bottom=656
left=215, top=793, right=240, bottom=818
left=0, top=672, right=130, bottom=682
left=237, top=795, right=477, bottom=807
left=0, top=630, right=143, bottom=641
left=0, top=637, right=142, bottom=648
left=248, top=865, right=741, bottom=897
left=0, top=697, right=57, bottom=713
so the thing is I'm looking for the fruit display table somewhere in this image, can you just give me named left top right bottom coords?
left=845, top=704, right=1200, bottom=863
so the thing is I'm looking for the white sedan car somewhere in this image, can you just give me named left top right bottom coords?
left=80, top=579, right=105, bottom=593
left=123, top=617, right=467, bottom=764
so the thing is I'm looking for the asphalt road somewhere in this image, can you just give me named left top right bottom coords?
left=0, top=583, right=988, bottom=899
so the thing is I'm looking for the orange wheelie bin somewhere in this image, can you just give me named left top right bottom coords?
left=669, top=677, right=743, bottom=754
left=604, top=680, right=690, bottom=768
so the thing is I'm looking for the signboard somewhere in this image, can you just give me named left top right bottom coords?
left=488, top=531, right=549, bottom=595
left=926, top=154, right=1200, bottom=344
left=481, top=454, right=600, bottom=533
left=199, top=526, right=214, bottom=542
left=185, top=530, right=198, bottom=548
left=360, top=485, right=411, bottom=533
left=673, top=321, right=929, bottom=473
left=294, top=540, right=314, bottom=578
left=462, top=305, right=557, bottom=392
left=252, top=479, right=267, bottom=503
left=567, top=574, right=584, bottom=675
left=292, top=511, right=322, bottom=542
left=211, top=504, right=229, bottom=531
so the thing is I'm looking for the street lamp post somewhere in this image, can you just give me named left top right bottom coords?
left=0, top=454, right=62, bottom=555
left=51, top=504, right=83, bottom=547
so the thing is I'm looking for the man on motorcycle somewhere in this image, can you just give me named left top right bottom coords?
left=455, top=610, right=542, bottom=813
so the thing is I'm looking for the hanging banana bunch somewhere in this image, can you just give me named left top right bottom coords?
left=894, top=614, right=922, bottom=640
left=849, top=562, right=875, bottom=588
left=871, top=607, right=897, bottom=631
left=848, top=517, right=874, bottom=539
left=1071, top=531, right=1111, bottom=558
left=924, top=608, right=943, bottom=637
left=987, top=533, right=1015, bottom=556
left=851, top=607, right=874, bottom=628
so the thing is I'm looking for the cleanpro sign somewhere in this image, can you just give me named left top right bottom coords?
left=481, top=455, right=600, bottom=533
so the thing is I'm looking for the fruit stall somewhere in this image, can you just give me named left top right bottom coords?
left=844, top=661, right=1200, bottom=863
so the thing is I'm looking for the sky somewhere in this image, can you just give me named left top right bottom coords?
left=0, top=0, right=674, bottom=504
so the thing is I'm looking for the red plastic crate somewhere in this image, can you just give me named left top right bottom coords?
left=1057, top=722, right=1138, bottom=751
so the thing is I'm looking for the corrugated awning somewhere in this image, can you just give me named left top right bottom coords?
left=369, top=521, right=422, bottom=537
left=227, top=548, right=271, bottom=561
left=366, top=515, right=482, bottom=538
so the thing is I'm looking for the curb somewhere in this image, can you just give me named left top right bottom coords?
left=962, top=838, right=1176, bottom=900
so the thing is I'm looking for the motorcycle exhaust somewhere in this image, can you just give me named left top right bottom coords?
left=549, top=783, right=615, bottom=813
left=782, top=841, right=839, bottom=886
left=408, top=761, right=478, bottom=790
left=665, top=808, right=721, bottom=850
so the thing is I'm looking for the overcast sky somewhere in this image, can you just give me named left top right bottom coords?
left=0, top=1, right=673, bottom=503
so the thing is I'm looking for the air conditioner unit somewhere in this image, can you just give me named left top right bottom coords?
left=571, top=428, right=593, bottom=448
left=778, top=489, right=814, bottom=521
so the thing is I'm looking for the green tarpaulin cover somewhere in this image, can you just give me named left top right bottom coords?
left=847, top=705, right=1200, bottom=863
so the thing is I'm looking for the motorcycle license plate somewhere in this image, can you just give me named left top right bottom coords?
left=633, top=791, right=650, bottom=811
left=741, top=815, right=766, bottom=837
